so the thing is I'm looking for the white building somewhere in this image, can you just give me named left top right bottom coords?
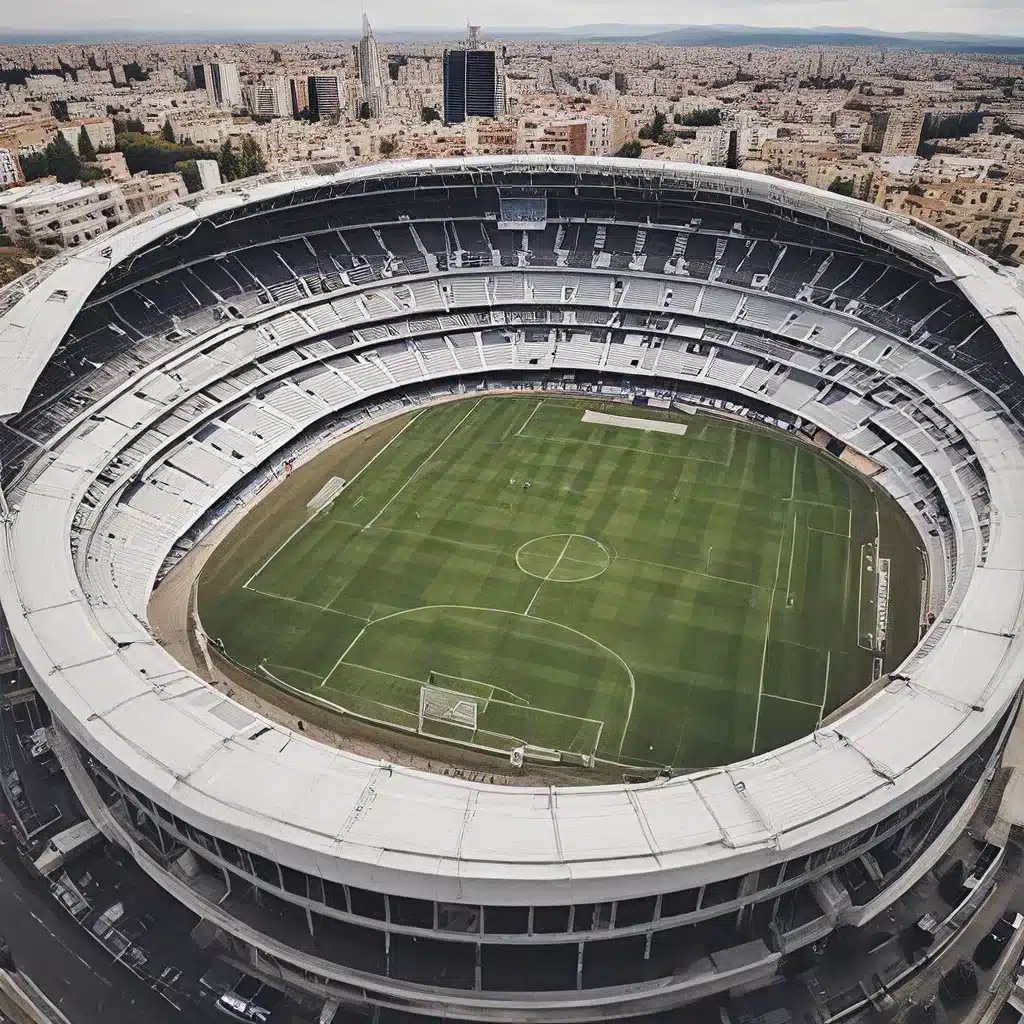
left=0, top=148, right=20, bottom=188
left=119, top=172, right=188, bottom=216
left=358, top=14, right=388, bottom=117
left=195, top=159, right=222, bottom=191
left=244, top=77, right=292, bottom=120
left=0, top=180, right=128, bottom=248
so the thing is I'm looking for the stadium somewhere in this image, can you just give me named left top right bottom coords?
left=0, top=154, right=1022, bottom=1022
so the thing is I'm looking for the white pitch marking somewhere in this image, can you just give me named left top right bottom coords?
left=363, top=399, right=482, bottom=531
left=761, top=692, right=822, bottom=709
left=243, top=410, right=424, bottom=589
left=818, top=650, right=832, bottom=726
left=751, top=509, right=788, bottom=754
left=523, top=535, right=574, bottom=616
left=514, top=399, right=545, bottom=437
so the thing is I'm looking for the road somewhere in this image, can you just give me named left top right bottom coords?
left=0, top=827, right=185, bottom=1024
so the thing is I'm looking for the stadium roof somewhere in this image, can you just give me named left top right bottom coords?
left=1, top=158, right=1023, bottom=905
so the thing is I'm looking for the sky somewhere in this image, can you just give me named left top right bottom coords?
left=5, top=0, right=1024, bottom=38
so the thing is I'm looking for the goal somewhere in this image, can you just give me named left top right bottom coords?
left=418, top=685, right=479, bottom=737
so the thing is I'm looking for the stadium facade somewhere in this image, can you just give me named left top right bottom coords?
left=0, top=156, right=1022, bottom=1021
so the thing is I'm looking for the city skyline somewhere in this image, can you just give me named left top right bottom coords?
left=4, top=2, right=1024, bottom=39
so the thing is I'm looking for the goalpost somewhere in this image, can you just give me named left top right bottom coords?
left=418, top=685, right=479, bottom=737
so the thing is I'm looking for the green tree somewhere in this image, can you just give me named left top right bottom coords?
left=638, top=110, right=668, bottom=142
left=827, top=177, right=855, bottom=197
left=77, top=126, right=97, bottom=162
left=616, top=139, right=643, bottom=159
left=679, top=108, right=722, bottom=127
left=174, top=159, right=203, bottom=193
left=161, top=118, right=175, bottom=143
left=238, top=136, right=267, bottom=178
left=421, top=106, right=441, bottom=124
left=44, top=133, right=82, bottom=183
left=20, top=150, right=48, bottom=181
left=218, top=138, right=240, bottom=181
left=113, top=116, right=144, bottom=134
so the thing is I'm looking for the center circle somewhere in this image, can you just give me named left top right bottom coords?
left=515, top=534, right=611, bottom=583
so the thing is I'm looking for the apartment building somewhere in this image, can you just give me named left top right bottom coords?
left=119, top=171, right=188, bottom=216
left=0, top=180, right=128, bottom=248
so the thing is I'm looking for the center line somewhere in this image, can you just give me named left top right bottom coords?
left=523, top=535, right=574, bottom=616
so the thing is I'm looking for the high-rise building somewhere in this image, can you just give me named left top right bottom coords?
left=443, top=49, right=502, bottom=124
left=207, top=62, right=242, bottom=109
left=358, top=14, right=387, bottom=118
left=868, top=109, right=925, bottom=157
left=289, top=77, right=309, bottom=118
left=244, top=77, right=291, bottom=119
left=307, top=75, right=342, bottom=123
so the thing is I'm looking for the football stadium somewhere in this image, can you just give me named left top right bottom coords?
left=1, top=155, right=1023, bottom=1021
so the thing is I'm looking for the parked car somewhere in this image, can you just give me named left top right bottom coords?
left=973, top=911, right=1024, bottom=970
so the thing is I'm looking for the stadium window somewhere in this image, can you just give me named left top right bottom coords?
left=390, top=895, right=435, bottom=930
left=321, top=878, right=349, bottom=913
left=755, top=864, right=785, bottom=891
left=215, top=838, right=246, bottom=870
left=248, top=850, right=282, bottom=887
left=484, top=905, right=530, bottom=935
left=614, top=895, right=657, bottom=928
left=582, top=935, right=647, bottom=988
left=280, top=865, right=309, bottom=898
left=532, top=904, right=571, bottom=933
left=571, top=903, right=597, bottom=932
left=660, top=888, right=700, bottom=918
left=438, top=903, right=480, bottom=934
left=349, top=886, right=387, bottom=921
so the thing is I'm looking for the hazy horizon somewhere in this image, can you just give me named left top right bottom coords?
left=4, top=2, right=1024, bottom=41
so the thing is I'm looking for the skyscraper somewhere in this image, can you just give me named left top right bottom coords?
left=307, top=75, right=342, bottom=123
left=358, top=14, right=387, bottom=118
left=443, top=49, right=501, bottom=124
left=198, top=61, right=242, bottom=109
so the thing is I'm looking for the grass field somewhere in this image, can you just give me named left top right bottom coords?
left=198, top=394, right=923, bottom=773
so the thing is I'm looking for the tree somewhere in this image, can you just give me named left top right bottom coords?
left=238, top=136, right=267, bottom=178
left=115, top=131, right=217, bottom=175
left=616, top=140, right=643, bottom=159
left=49, top=99, right=69, bottom=121
left=77, top=126, right=97, bottom=162
left=161, top=118, right=175, bottom=143
left=679, top=108, right=722, bottom=127
left=379, top=138, right=396, bottom=158
left=421, top=106, right=441, bottom=124
left=44, top=133, right=82, bottom=183
left=218, top=138, right=240, bottom=182
left=20, top=150, right=48, bottom=181
left=726, top=130, right=739, bottom=170
left=175, top=159, right=203, bottom=193
left=113, top=116, right=144, bottom=134
left=827, top=177, right=855, bottom=197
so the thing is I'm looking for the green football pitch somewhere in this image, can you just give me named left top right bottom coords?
left=198, top=394, right=923, bottom=773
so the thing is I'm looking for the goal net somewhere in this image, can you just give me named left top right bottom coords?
left=418, top=685, right=479, bottom=737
